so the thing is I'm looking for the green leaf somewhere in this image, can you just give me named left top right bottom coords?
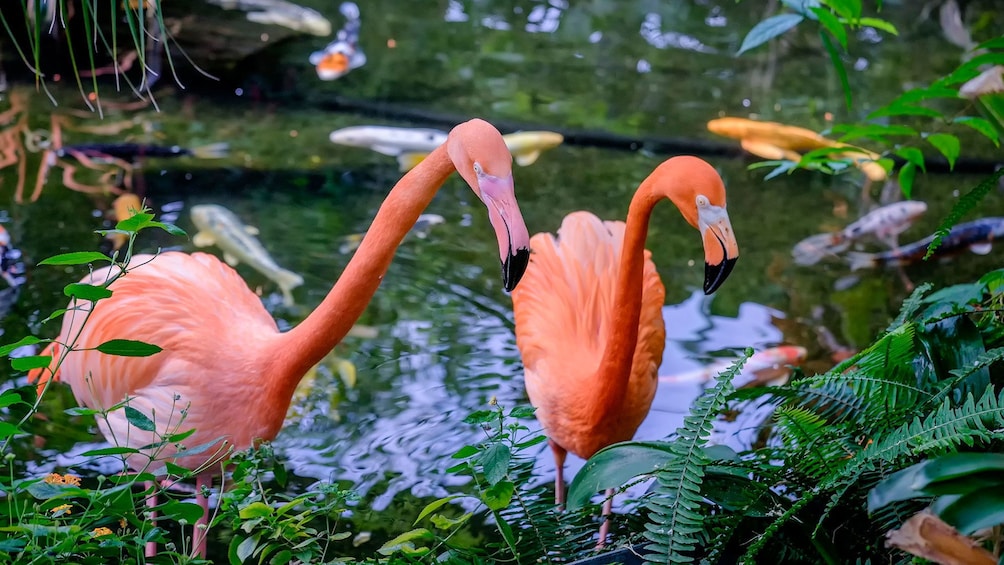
left=414, top=495, right=463, bottom=525
left=231, top=535, right=258, bottom=565
left=898, top=162, right=917, bottom=199
left=64, top=283, right=113, bottom=302
left=238, top=502, right=273, bottom=520
left=514, top=434, right=547, bottom=449
left=0, top=391, right=24, bottom=409
left=737, top=14, right=805, bottom=55
left=451, top=445, right=479, bottom=459
left=935, top=490, right=1004, bottom=534
left=124, top=406, right=156, bottom=432
left=462, top=410, right=496, bottom=425
left=159, top=500, right=204, bottom=524
left=507, top=406, right=536, bottom=419
left=927, top=133, right=960, bottom=170
left=11, top=355, right=52, bottom=372
left=482, top=480, right=515, bottom=511
left=894, top=147, right=926, bottom=171
left=377, top=528, right=433, bottom=556
left=923, top=453, right=1004, bottom=484
left=148, top=221, right=187, bottom=237
left=853, top=17, right=897, bottom=34
left=479, top=443, right=511, bottom=485
left=0, top=421, right=22, bottom=439
left=567, top=441, right=674, bottom=511
left=81, top=446, right=141, bottom=457
left=95, top=339, right=162, bottom=357
left=954, top=116, right=1000, bottom=147
left=38, top=252, right=112, bottom=266
left=811, top=7, right=846, bottom=48
left=868, top=461, right=930, bottom=511
left=869, top=103, right=944, bottom=120
left=429, top=512, right=472, bottom=530
left=64, top=406, right=100, bottom=417
left=115, top=212, right=155, bottom=232
left=820, top=31, right=852, bottom=110
left=0, top=336, right=41, bottom=357
left=925, top=168, right=1004, bottom=258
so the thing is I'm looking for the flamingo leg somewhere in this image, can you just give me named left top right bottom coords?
left=550, top=440, right=567, bottom=507
left=144, top=480, right=158, bottom=558
left=192, top=473, right=211, bottom=558
left=596, top=487, right=614, bottom=550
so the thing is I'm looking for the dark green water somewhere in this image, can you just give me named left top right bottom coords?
left=1, top=0, right=1001, bottom=553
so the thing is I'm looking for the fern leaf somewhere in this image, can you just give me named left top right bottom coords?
left=644, top=350, right=750, bottom=564
left=925, top=168, right=1004, bottom=259
left=887, top=283, right=933, bottom=331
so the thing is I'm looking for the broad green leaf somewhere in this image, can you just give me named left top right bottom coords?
left=934, top=490, right=1004, bottom=535
left=451, top=445, right=479, bottom=459
left=148, top=221, right=187, bottom=237
left=124, top=406, right=156, bottom=432
left=0, top=421, right=22, bottom=439
left=429, top=512, right=472, bottom=530
left=0, top=391, right=23, bottom=409
left=269, top=550, right=293, bottom=565
left=953, top=116, right=999, bottom=147
left=898, top=162, right=917, bottom=199
left=820, top=0, right=853, bottom=20
left=923, top=453, right=1004, bottom=484
left=95, top=339, right=162, bottom=357
left=231, top=535, right=258, bottom=565
left=11, top=355, right=52, bottom=372
left=894, top=147, right=926, bottom=171
left=810, top=7, right=845, bottom=48
left=238, top=502, right=273, bottom=520
left=0, top=336, right=41, bottom=357
left=414, top=495, right=463, bottom=525
left=482, top=480, right=515, bottom=511
left=462, top=410, right=495, bottom=425
left=159, top=500, right=204, bottom=524
left=81, top=446, right=141, bottom=457
left=737, top=14, right=805, bottom=55
left=927, top=133, right=960, bottom=170
left=41, top=309, right=67, bottom=324
left=38, top=252, right=111, bottom=266
left=64, top=283, right=113, bottom=301
left=377, top=528, right=433, bottom=556
left=568, top=441, right=675, bottom=510
left=507, top=406, right=536, bottom=419
left=514, top=434, right=547, bottom=449
left=115, top=213, right=155, bottom=232
left=479, top=443, right=511, bottom=485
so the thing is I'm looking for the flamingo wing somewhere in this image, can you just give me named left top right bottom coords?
left=512, top=211, right=666, bottom=458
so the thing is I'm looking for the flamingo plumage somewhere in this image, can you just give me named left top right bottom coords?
left=510, top=156, right=739, bottom=547
left=29, top=118, right=531, bottom=558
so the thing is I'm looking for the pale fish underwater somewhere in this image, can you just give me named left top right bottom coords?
left=847, top=217, right=1004, bottom=271
left=792, top=200, right=928, bottom=266
left=190, top=204, right=304, bottom=306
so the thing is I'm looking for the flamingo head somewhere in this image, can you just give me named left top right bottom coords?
left=656, top=156, right=739, bottom=295
left=447, top=119, right=531, bottom=292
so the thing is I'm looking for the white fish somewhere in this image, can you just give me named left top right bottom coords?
left=206, top=0, right=332, bottom=36
left=659, top=346, right=807, bottom=387
left=792, top=201, right=928, bottom=266
left=329, top=126, right=449, bottom=170
left=338, top=213, right=445, bottom=254
left=190, top=204, right=304, bottom=306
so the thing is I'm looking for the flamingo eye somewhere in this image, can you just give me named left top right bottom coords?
left=696, top=195, right=709, bottom=207
left=473, top=162, right=483, bottom=176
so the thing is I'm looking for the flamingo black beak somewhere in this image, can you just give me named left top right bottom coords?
left=478, top=172, right=531, bottom=292
left=699, top=205, right=739, bottom=295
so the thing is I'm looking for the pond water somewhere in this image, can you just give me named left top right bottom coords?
left=1, top=0, right=1001, bottom=556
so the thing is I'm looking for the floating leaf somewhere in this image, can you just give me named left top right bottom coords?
left=927, top=133, right=960, bottom=170
left=11, top=355, right=52, bottom=372
left=124, top=406, right=156, bottom=432
left=0, top=336, right=41, bottom=357
left=64, top=283, right=113, bottom=302
left=38, top=252, right=111, bottom=266
left=737, top=14, right=805, bottom=55
left=95, top=339, right=162, bottom=357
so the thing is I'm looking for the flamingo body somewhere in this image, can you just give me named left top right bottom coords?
left=513, top=212, right=666, bottom=458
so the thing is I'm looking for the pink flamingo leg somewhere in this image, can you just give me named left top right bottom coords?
left=192, top=473, right=211, bottom=558
left=144, top=481, right=158, bottom=558
left=550, top=440, right=567, bottom=507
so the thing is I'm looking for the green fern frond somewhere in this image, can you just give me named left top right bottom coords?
left=887, top=283, right=933, bottom=331
left=773, top=407, right=856, bottom=480
left=643, top=350, right=750, bottom=564
left=925, top=168, right=1004, bottom=259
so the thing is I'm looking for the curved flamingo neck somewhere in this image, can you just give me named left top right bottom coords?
left=269, top=145, right=456, bottom=396
left=592, top=179, right=661, bottom=417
